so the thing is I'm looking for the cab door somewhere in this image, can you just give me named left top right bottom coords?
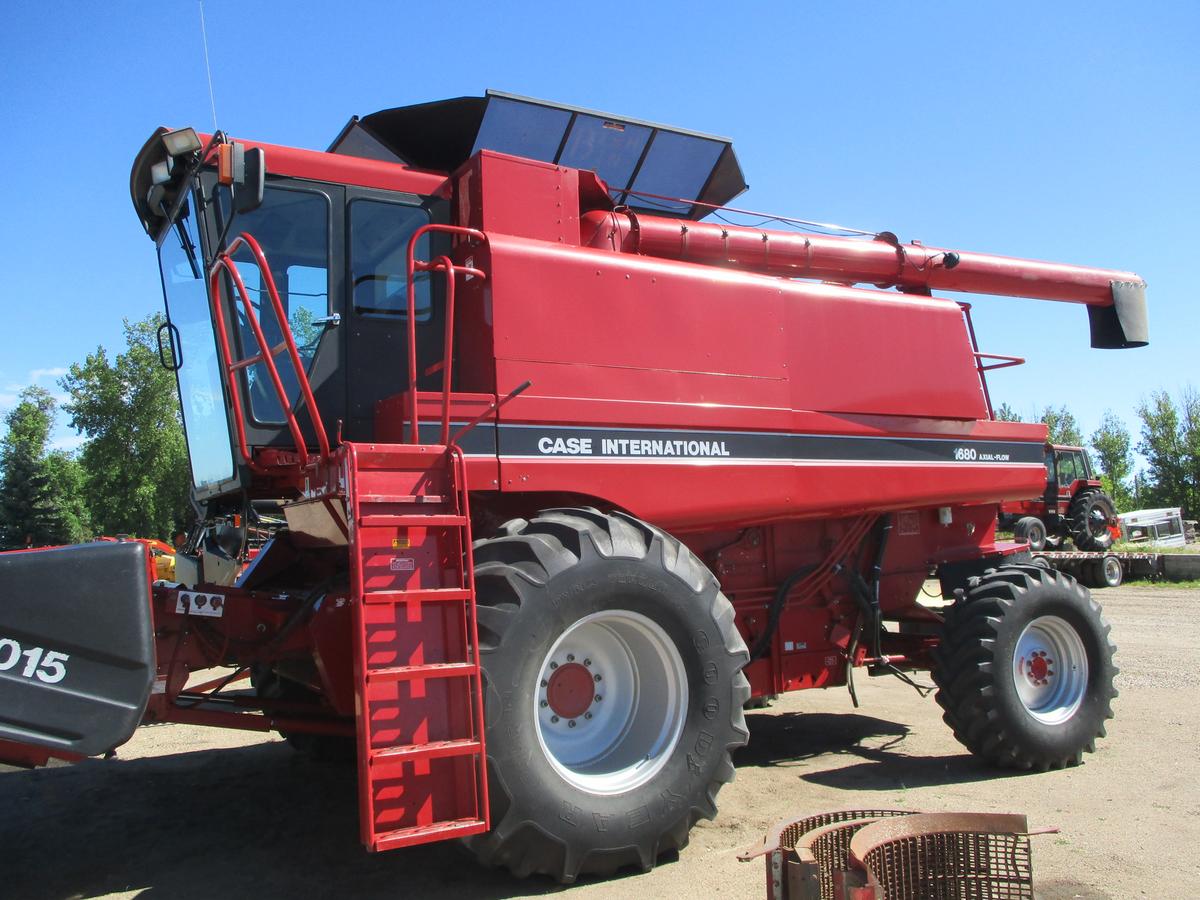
left=342, top=188, right=449, bottom=441
left=205, top=176, right=347, bottom=453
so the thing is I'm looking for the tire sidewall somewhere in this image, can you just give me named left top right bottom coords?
left=1028, top=519, right=1047, bottom=550
left=989, top=585, right=1113, bottom=757
left=480, top=544, right=740, bottom=850
left=1101, top=556, right=1123, bottom=588
left=1015, top=517, right=1047, bottom=551
left=1074, top=493, right=1115, bottom=550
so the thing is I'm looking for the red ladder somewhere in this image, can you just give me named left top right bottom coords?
left=345, top=441, right=489, bottom=851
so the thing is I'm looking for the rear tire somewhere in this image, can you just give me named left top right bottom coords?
left=463, top=508, right=750, bottom=882
left=1069, top=491, right=1116, bottom=551
left=1013, top=516, right=1048, bottom=551
left=1091, top=555, right=1123, bottom=588
left=932, top=564, right=1117, bottom=771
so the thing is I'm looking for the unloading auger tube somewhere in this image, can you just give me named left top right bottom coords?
left=581, top=209, right=1148, bottom=350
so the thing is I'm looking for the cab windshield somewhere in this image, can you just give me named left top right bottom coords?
left=157, top=203, right=236, bottom=490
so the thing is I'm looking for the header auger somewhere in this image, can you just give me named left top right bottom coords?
left=1, top=91, right=1141, bottom=883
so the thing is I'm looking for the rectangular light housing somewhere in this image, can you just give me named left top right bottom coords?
left=162, top=128, right=202, bottom=158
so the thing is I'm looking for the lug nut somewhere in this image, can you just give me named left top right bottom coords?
left=594, top=673, right=602, bottom=682
left=595, top=694, right=602, bottom=702
left=550, top=661, right=558, bottom=669
left=540, top=700, right=548, bottom=708
left=584, top=712, right=592, bottom=720
left=540, top=679, right=548, bottom=687
left=584, top=658, right=591, bottom=666
left=567, top=654, right=575, bottom=662
left=551, top=715, right=559, bottom=723
left=568, top=720, right=576, bottom=728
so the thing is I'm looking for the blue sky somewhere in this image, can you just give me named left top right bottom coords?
left=1, top=1, right=1195, bottom=461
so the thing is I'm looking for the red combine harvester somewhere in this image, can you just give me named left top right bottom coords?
left=0, top=92, right=1147, bottom=882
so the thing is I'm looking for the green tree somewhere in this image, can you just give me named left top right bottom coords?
left=0, top=387, right=73, bottom=547
left=44, top=450, right=92, bottom=543
left=61, top=315, right=192, bottom=539
left=1038, top=405, right=1083, bottom=446
left=1136, top=387, right=1200, bottom=516
left=993, top=402, right=1023, bottom=422
left=1090, top=410, right=1134, bottom=510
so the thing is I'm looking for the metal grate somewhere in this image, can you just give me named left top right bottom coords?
left=804, top=819, right=888, bottom=900
left=864, top=830, right=1032, bottom=899
left=777, top=809, right=912, bottom=854
left=852, top=814, right=1035, bottom=900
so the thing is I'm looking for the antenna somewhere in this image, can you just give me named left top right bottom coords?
left=198, top=0, right=219, bottom=131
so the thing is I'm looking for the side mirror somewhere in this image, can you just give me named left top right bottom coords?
left=218, top=142, right=265, bottom=215
left=236, top=147, right=265, bottom=215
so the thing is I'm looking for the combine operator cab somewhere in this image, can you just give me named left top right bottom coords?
left=134, top=126, right=452, bottom=510
left=1, top=92, right=1147, bottom=884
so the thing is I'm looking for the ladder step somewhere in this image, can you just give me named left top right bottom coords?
left=369, top=738, right=482, bottom=765
left=359, top=514, right=468, bottom=528
left=372, top=818, right=487, bottom=851
left=358, top=494, right=446, bottom=504
left=367, top=661, right=478, bottom=682
left=363, top=588, right=472, bottom=605
left=355, top=446, right=449, bottom=470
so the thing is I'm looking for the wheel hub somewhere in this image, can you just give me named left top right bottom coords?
left=1012, top=615, right=1088, bottom=725
left=1023, top=650, right=1054, bottom=686
left=533, top=609, right=687, bottom=795
left=545, top=661, right=596, bottom=720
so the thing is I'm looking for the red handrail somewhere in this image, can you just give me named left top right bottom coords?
left=405, top=225, right=488, bottom=444
left=208, top=232, right=331, bottom=470
left=957, top=301, right=1024, bottom=421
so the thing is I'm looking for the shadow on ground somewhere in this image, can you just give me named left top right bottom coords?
left=5, top=711, right=1012, bottom=898
left=736, top=711, right=910, bottom=767
left=738, top=710, right=1019, bottom=792
left=0, top=741, right=570, bottom=900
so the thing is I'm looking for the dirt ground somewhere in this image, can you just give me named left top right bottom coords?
left=3, top=583, right=1198, bottom=899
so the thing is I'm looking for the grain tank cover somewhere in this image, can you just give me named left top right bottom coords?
left=330, top=90, right=747, bottom=219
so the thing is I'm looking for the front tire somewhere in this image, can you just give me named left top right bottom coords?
left=932, top=565, right=1117, bottom=771
left=1069, top=490, right=1116, bottom=551
left=464, top=509, right=750, bottom=882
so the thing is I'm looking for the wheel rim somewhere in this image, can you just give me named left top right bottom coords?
left=1103, top=557, right=1121, bottom=585
left=534, top=609, right=687, bottom=795
left=1012, top=615, right=1089, bottom=724
left=1082, top=499, right=1113, bottom=544
left=1030, top=522, right=1046, bottom=548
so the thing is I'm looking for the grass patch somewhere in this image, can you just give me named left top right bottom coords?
left=1112, top=541, right=1198, bottom=555
left=1126, top=578, right=1200, bottom=590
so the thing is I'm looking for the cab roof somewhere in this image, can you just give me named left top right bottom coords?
left=329, top=90, right=748, bottom=220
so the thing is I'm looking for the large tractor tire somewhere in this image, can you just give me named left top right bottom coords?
left=1012, top=516, right=1048, bottom=551
left=463, top=508, right=750, bottom=882
left=932, top=564, right=1117, bottom=771
left=1068, top=490, right=1117, bottom=551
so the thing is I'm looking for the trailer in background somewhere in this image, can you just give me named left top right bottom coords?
left=1030, top=550, right=1163, bottom=588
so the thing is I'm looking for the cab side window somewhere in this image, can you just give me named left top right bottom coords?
left=1057, top=454, right=1079, bottom=485
left=350, top=199, right=432, bottom=320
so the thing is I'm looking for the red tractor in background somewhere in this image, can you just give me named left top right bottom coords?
left=0, top=92, right=1147, bottom=883
left=999, top=444, right=1119, bottom=551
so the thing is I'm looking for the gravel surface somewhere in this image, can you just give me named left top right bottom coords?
left=3, top=584, right=1198, bottom=899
